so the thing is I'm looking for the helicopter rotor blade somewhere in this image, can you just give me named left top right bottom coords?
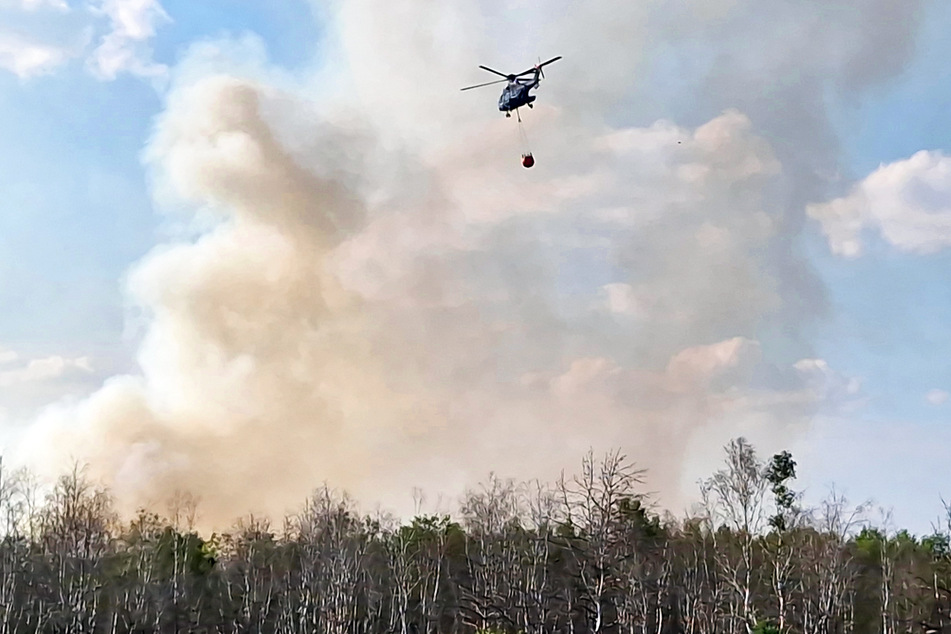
left=460, top=78, right=509, bottom=91
left=478, top=65, right=514, bottom=80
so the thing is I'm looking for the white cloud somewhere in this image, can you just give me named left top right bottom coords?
left=793, top=358, right=863, bottom=407
left=600, top=283, right=648, bottom=318
left=808, top=150, right=951, bottom=257
left=0, top=355, right=92, bottom=387
left=927, top=389, right=949, bottom=406
left=86, top=0, right=170, bottom=80
left=1, top=0, right=69, bottom=10
left=0, top=32, right=71, bottom=77
left=0, top=0, right=169, bottom=80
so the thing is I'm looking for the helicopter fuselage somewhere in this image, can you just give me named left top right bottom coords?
left=498, top=75, right=539, bottom=112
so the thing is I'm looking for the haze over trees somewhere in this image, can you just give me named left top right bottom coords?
left=0, top=439, right=948, bottom=634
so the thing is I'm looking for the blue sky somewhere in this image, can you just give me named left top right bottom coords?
left=818, top=0, right=951, bottom=420
left=805, top=1, right=951, bottom=424
left=0, top=0, right=318, bottom=368
left=787, top=0, right=951, bottom=529
left=2, top=0, right=951, bottom=531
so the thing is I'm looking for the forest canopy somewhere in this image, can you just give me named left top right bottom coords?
left=0, top=438, right=949, bottom=634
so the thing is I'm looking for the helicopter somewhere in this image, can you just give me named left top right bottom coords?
left=460, top=56, right=562, bottom=118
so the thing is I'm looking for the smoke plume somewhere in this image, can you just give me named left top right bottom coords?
left=19, top=0, right=922, bottom=526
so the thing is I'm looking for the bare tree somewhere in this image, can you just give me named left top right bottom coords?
left=0, top=465, right=39, bottom=633
left=798, top=490, right=866, bottom=634
left=700, top=438, right=770, bottom=634
left=519, top=481, right=561, bottom=634
left=459, top=473, right=524, bottom=632
left=37, top=464, right=117, bottom=633
left=558, top=449, right=646, bottom=634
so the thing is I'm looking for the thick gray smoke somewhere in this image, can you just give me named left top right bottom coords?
left=19, top=0, right=922, bottom=526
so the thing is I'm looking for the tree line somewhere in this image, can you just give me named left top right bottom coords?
left=0, top=438, right=949, bottom=634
